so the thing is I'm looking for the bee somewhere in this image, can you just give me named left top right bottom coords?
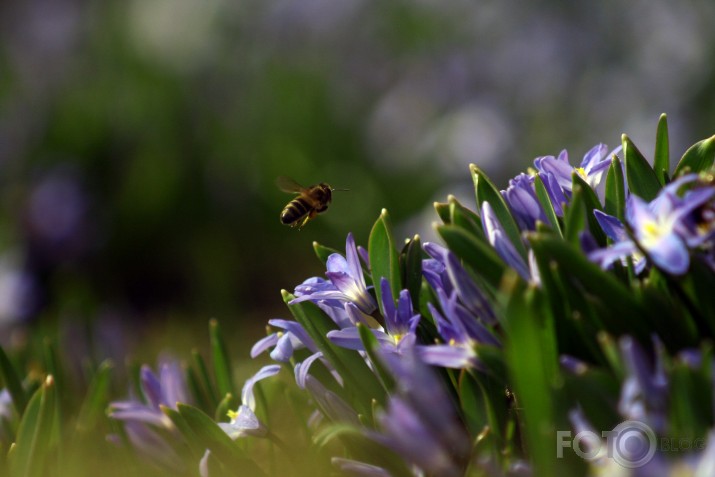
left=277, top=176, right=347, bottom=229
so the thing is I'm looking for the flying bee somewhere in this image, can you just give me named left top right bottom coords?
left=277, top=176, right=348, bottom=229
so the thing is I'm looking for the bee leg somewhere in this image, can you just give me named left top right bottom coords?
left=297, top=215, right=312, bottom=230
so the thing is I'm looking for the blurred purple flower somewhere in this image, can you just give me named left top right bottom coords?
left=108, top=359, right=190, bottom=470
left=250, top=318, right=317, bottom=362
left=291, top=233, right=377, bottom=314
left=589, top=175, right=715, bottom=275
left=589, top=210, right=647, bottom=273
left=331, top=457, right=392, bottom=477
left=618, top=337, right=668, bottom=433
left=369, top=349, right=469, bottom=477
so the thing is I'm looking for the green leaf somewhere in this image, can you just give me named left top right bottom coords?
left=313, top=241, right=341, bottom=264
left=563, top=185, right=586, bottom=245
left=162, top=406, right=204, bottom=461
left=654, top=113, right=669, bottom=185
left=679, top=259, right=715, bottom=337
left=458, top=372, right=487, bottom=437
left=10, top=376, right=57, bottom=477
left=436, top=224, right=506, bottom=290
left=357, top=324, right=395, bottom=392
left=42, top=339, right=64, bottom=399
left=533, top=174, right=563, bottom=237
left=502, top=275, right=560, bottom=476
left=283, top=291, right=385, bottom=413
left=369, top=209, right=402, bottom=315
left=448, top=195, right=485, bottom=240
left=528, top=234, right=651, bottom=340
left=434, top=201, right=451, bottom=224
left=75, top=360, right=113, bottom=432
left=674, top=134, right=715, bottom=177
left=470, top=164, right=526, bottom=258
left=669, top=357, right=713, bottom=440
left=597, top=333, right=625, bottom=380
left=210, top=319, right=235, bottom=399
left=604, top=155, right=626, bottom=221
left=214, top=393, right=236, bottom=423
left=562, top=367, right=621, bottom=434
left=314, top=423, right=413, bottom=477
left=401, top=234, right=423, bottom=312
left=190, top=349, right=219, bottom=410
left=0, top=344, right=27, bottom=416
left=623, top=134, right=662, bottom=201
left=177, top=403, right=264, bottom=475
left=572, top=174, right=606, bottom=246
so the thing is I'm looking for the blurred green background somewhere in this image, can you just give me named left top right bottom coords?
left=1, top=0, right=714, bottom=360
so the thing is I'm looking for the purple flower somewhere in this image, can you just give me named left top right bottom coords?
left=290, top=233, right=377, bottom=314
left=218, top=364, right=281, bottom=439
left=423, top=242, right=495, bottom=324
left=590, top=176, right=715, bottom=275
left=369, top=349, right=469, bottom=477
left=618, top=337, right=668, bottom=433
left=502, top=173, right=548, bottom=231
left=480, top=202, right=531, bottom=280
left=327, top=279, right=420, bottom=354
left=417, top=288, right=498, bottom=369
left=108, top=359, right=190, bottom=470
left=331, top=458, right=392, bottom=477
left=589, top=211, right=647, bottom=273
left=665, top=175, right=715, bottom=248
left=250, top=319, right=317, bottom=362
left=534, top=143, right=619, bottom=193
left=109, top=360, right=189, bottom=428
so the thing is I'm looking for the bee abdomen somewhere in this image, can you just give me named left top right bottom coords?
left=280, top=198, right=310, bottom=225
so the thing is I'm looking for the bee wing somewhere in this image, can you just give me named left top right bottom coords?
left=276, top=176, right=306, bottom=193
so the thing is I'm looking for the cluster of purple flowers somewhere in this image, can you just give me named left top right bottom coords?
left=106, top=134, right=715, bottom=476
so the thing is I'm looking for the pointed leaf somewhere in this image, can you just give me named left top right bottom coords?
left=502, top=275, right=560, bottom=476
left=162, top=406, right=204, bottom=460
left=313, top=241, right=341, bottom=265
left=401, top=234, right=423, bottom=312
left=190, top=349, right=218, bottom=410
left=533, top=174, right=562, bottom=237
left=434, top=201, right=451, bottom=224
left=623, top=134, right=661, bottom=201
left=210, top=319, right=235, bottom=399
left=572, top=174, right=606, bottom=246
left=369, top=209, right=402, bottom=315
left=674, top=134, right=715, bottom=177
left=214, top=393, right=236, bottom=423
left=357, top=324, right=394, bottom=392
left=528, top=234, right=651, bottom=340
left=470, top=164, right=527, bottom=258
left=436, top=224, right=506, bottom=290
left=76, top=360, right=113, bottom=432
left=0, top=345, right=27, bottom=415
left=604, top=155, right=626, bottom=221
left=563, top=185, right=586, bottom=245
left=449, top=195, right=485, bottom=240
left=177, top=403, right=264, bottom=474
left=654, top=113, right=669, bottom=185
left=10, top=376, right=56, bottom=477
